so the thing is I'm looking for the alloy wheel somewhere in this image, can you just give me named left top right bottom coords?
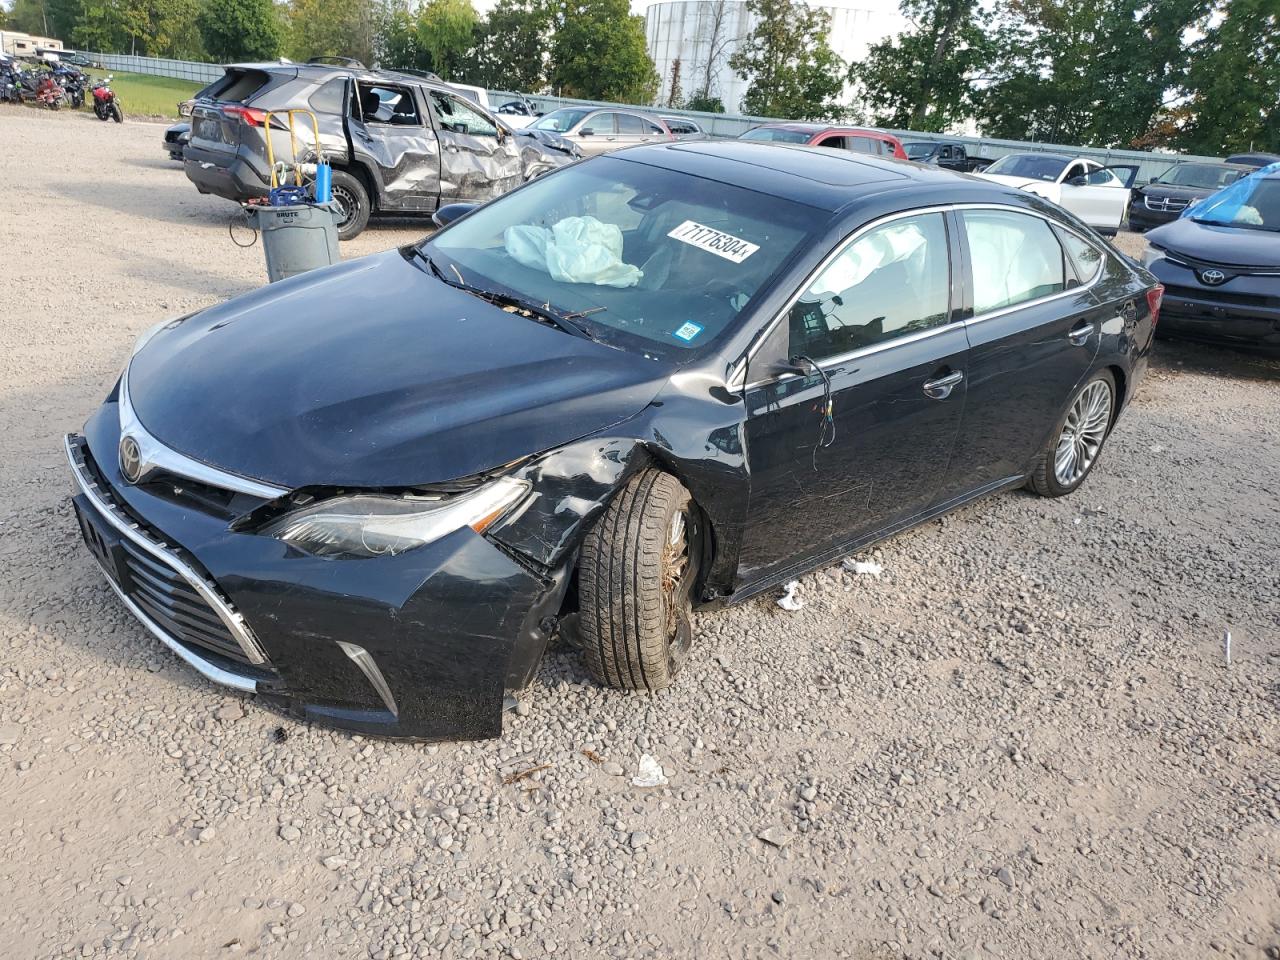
left=1054, top=379, right=1112, bottom=486
left=331, top=184, right=357, bottom=230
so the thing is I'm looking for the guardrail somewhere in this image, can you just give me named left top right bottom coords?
left=83, top=51, right=1223, bottom=181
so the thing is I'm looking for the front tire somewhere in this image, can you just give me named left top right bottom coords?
left=111, top=102, right=123, bottom=123
left=1026, top=370, right=1116, bottom=497
left=329, top=169, right=370, bottom=241
left=578, top=470, right=702, bottom=692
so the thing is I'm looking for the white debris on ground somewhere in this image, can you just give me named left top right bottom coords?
left=842, top=558, right=884, bottom=577
left=631, top=754, right=668, bottom=788
left=776, top=580, right=804, bottom=611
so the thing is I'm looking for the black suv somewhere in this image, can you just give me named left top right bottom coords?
left=184, top=59, right=575, bottom=240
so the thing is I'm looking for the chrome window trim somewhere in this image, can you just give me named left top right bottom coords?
left=734, top=202, right=1103, bottom=391
left=119, top=364, right=289, bottom=500
left=65, top=433, right=270, bottom=666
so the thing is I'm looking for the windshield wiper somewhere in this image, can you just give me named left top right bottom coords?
left=414, top=248, right=602, bottom=342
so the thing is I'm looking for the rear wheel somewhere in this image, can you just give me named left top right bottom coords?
left=578, top=469, right=702, bottom=691
left=1026, top=370, right=1116, bottom=497
left=330, top=170, right=370, bottom=241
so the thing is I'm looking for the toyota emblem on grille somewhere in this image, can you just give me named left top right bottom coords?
left=1200, top=269, right=1227, bottom=286
left=119, top=435, right=143, bottom=484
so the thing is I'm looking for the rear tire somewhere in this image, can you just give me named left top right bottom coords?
left=330, top=169, right=370, bottom=241
left=578, top=469, right=702, bottom=692
left=1026, top=370, right=1116, bottom=498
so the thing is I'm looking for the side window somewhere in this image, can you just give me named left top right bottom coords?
left=850, top=136, right=877, bottom=154
left=962, top=210, right=1067, bottom=313
left=584, top=113, right=618, bottom=135
left=939, top=146, right=952, bottom=160
left=308, top=78, right=346, bottom=115
left=615, top=114, right=647, bottom=135
left=1062, top=161, right=1087, bottom=183
left=817, top=135, right=849, bottom=150
left=1057, top=228, right=1104, bottom=284
left=430, top=92, right=497, bottom=138
left=356, top=83, right=419, bottom=125
left=1085, top=167, right=1118, bottom=186
left=788, top=212, right=951, bottom=361
left=648, top=119, right=668, bottom=134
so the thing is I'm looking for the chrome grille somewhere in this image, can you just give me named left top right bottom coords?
left=1144, top=195, right=1189, bottom=213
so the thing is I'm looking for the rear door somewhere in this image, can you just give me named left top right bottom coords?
left=943, top=208, right=1107, bottom=493
left=347, top=80, right=440, bottom=211
left=426, top=89, right=522, bottom=202
left=572, top=111, right=617, bottom=156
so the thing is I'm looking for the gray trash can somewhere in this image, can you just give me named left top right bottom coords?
left=243, top=202, right=340, bottom=283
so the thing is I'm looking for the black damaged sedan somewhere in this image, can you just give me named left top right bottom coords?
left=67, top=142, right=1162, bottom=740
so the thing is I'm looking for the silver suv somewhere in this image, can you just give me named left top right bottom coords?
left=184, top=59, right=575, bottom=240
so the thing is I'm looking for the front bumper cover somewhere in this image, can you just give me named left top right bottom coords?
left=67, top=403, right=566, bottom=740
left=1150, top=257, right=1280, bottom=351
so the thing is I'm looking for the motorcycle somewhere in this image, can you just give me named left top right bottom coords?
left=91, top=75, right=123, bottom=123
left=53, top=64, right=87, bottom=109
left=0, top=61, right=21, bottom=104
left=20, top=69, right=67, bottom=109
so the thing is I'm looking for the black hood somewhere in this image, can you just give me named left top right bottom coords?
left=1147, top=216, right=1280, bottom=269
left=1138, top=183, right=1217, bottom=202
left=127, top=250, right=667, bottom=490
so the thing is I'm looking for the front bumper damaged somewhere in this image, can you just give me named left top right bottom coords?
left=66, top=403, right=567, bottom=741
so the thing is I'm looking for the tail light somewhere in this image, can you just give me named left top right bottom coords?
left=220, top=104, right=283, bottom=129
left=1146, top=284, right=1164, bottom=328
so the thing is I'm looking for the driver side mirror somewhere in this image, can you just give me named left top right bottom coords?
left=579, top=127, right=594, bottom=137
left=432, top=202, right=478, bottom=229
left=1065, top=175, right=1088, bottom=187
left=1148, top=176, right=1159, bottom=184
left=771, top=355, right=820, bottom=378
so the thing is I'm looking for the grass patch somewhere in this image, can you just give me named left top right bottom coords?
left=85, top=68, right=204, bottom=120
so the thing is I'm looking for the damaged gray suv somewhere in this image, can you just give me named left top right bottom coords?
left=184, top=57, right=577, bottom=240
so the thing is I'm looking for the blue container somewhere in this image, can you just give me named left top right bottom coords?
left=314, top=163, right=332, bottom=203
left=269, top=185, right=308, bottom=206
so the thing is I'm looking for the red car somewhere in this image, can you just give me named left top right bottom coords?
left=739, top=123, right=908, bottom=160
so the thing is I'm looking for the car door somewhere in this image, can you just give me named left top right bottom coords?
left=942, top=207, right=1109, bottom=494
left=736, top=210, right=969, bottom=583
left=426, top=89, right=522, bottom=202
left=346, top=80, right=440, bottom=211
left=614, top=112, right=667, bottom=148
left=1058, top=161, right=1129, bottom=230
left=571, top=111, right=618, bottom=156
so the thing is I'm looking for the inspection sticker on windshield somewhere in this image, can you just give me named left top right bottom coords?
left=668, top=220, right=759, bottom=263
left=673, top=322, right=703, bottom=342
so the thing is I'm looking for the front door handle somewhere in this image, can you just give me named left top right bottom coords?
left=1068, top=322, right=1095, bottom=345
left=923, top=370, right=963, bottom=399
left=444, top=144, right=460, bottom=153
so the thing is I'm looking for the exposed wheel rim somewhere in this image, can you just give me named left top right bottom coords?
left=1054, top=379, right=1112, bottom=486
left=661, top=508, right=699, bottom=676
left=331, top=184, right=359, bottom=231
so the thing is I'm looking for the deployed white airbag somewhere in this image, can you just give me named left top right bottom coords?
left=811, top=223, right=926, bottom=298
left=504, top=216, right=643, bottom=288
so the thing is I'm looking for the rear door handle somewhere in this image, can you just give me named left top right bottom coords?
left=923, top=370, right=963, bottom=399
left=1068, top=322, right=1095, bottom=345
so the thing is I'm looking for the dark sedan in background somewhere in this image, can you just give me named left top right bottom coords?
left=67, top=143, right=1160, bottom=741
left=1144, top=164, right=1280, bottom=351
left=1128, top=161, right=1251, bottom=231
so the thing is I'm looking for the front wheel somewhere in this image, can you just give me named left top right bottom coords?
left=578, top=469, right=702, bottom=691
left=111, top=101, right=123, bottom=123
left=1026, top=370, right=1116, bottom=497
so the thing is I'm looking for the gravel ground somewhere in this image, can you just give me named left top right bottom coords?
left=2, top=109, right=1279, bottom=960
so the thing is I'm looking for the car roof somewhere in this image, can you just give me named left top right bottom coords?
left=614, top=140, right=1012, bottom=212
left=228, top=60, right=459, bottom=93
left=753, top=122, right=894, bottom=137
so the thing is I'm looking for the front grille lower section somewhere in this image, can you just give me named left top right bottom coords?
left=1165, top=284, right=1280, bottom=309
left=119, top=539, right=253, bottom=665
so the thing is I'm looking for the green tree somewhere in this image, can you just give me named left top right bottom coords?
left=1173, top=0, right=1279, bottom=154
left=728, top=0, right=845, bottom=119
left=550, top=0, right=657, bottom=102
left=415, top=0, right=476, bottom=80
left=684, top=93, right=724, bottom=113
left=850, top=0, right=992, bottom=132
left=376, top=2, right=430, bottom=71
left=198, top=0, right=282, bottom=61
left=287, top=0, right=377, bottom=66
left=463, top=0, right=550, bottom=90
left=975, top=0, right=1209, bottom=147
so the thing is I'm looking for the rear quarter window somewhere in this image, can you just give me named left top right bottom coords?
left=208, top=68, right=272, bottom=103
left=308, top=78, right=346, bottom=115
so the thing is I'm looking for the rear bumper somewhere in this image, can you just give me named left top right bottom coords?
left=66, top=405, right=566, bottom=741
left=183, top=148, right=268, bottom=202
left=1150, top=258, right=1280, bottom=350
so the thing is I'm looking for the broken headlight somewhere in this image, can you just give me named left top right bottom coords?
left=264, top=478, right=530, bottom=559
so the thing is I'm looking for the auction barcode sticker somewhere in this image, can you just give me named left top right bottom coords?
left=668, top=220, right=759, bottom=264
